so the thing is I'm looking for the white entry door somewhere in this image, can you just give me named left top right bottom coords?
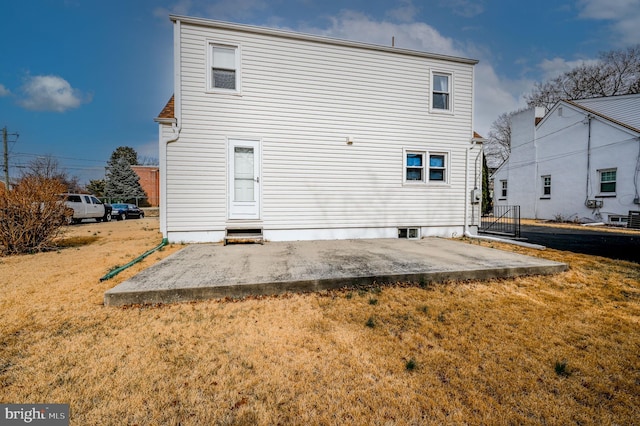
left=228, top=139, right=260, bottom=219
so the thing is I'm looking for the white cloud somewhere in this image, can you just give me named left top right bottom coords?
left=578, top=0, right=640, bottom=45
left=299, top=10, right=461, bottom=56
left=0, top=84, right=10, bottom=97
left=19, top=75, right=89, bottom=112
left=538, top=57, right=600, bottom=80
left=154, top=0, right=267, bottom=21
left=386, top=0, right=419, bottom=23
left=439, top=0, right=485, bottom=18
left=153, top=0, right=193, bottom=19
left=297, top=10, right=522, bottom=136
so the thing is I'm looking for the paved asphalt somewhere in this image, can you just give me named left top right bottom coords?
left=520, top=225, right=640, bottom=263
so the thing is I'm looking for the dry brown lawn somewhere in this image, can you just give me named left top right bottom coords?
left=1, top=218, right=639, bottom=425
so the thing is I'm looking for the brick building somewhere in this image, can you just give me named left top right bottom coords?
left=131, top=165, right=160, bottom=207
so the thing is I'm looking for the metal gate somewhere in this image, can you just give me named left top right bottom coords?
left=480, top=205, right=521, bottom=238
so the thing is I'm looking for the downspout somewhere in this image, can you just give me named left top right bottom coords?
left=584, top=114, right=592, bottom=205
left=159, top=17, right=182, bottom=239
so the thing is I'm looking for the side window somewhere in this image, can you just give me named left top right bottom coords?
left=500, top=180, right=507, bottom=198
left=599, top=169, right=616, bottom=194
left=431, top=71, right=452, bottom=112
left=67, top=195, right=81, bottom=203
left=542, top=175, right=551, bottom=197
left=91, top=196, right=102, bottom=205
left=428, top=154, right=447, bottom=182
left=403, top=150, right=449, bottom=184
left=83, top=195, right=91, bottom=204
left=405, top=151, right=424, bottom=182
left=209, top=43, right=240, bottom=92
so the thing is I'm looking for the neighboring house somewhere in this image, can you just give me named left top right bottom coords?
left=155, top=15, right=482, bottom=243
left=492, top=94, right=640, bottom=225
left=131, top=165, right=160, bottom=207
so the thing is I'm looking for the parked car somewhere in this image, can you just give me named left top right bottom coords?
left=111, top=203, right=145, bottom=220
left=61, top=193, right=111, bottom=224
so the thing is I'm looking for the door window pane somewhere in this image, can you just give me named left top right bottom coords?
left=234, top=147, right=254, bottom=201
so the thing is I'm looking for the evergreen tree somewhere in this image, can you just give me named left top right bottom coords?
left=86, top=179, right=106, bottom=197
left=110, top=146, right=139, bottom=166
left=481, top=155, right=493, bottom=215
left=104, top=156, right=146, bottom=202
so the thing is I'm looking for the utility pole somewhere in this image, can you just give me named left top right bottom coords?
left=2, top=127, right=19, bottom=189
left=2, top=127, right=8, bottom=188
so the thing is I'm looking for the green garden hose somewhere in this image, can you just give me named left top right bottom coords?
left=100, top=238, right=168, bottom=282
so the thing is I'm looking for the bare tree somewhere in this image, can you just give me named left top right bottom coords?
left=23, top=155, right=82, bottom=193
left=526, top=45, right=640, bottom=112
left=484, top=111, right=516, bottom=168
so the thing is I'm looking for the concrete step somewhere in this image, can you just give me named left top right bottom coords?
left=224, top=229, right=264, bottom=245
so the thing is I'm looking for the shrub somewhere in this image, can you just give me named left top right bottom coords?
left=0, top=177, right=69, bottom=255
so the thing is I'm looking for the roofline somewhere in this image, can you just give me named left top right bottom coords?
left=154, top=117, right=176, bottom=124
left=562, top=99, right=640, bottom=134
left=169, top=15, right=479, bottom=66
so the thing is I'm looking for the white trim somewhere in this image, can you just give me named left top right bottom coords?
left=170, top=15, right=478, bottom=66
left=227, top=138, right=261, bottom=220
left=430, top=70, right=454, bottom=115
left=174, top=19, right=181, bottom=126
left=264, top=226, right=465, bottom=242
left=206, top=40, right=242, bottom=95
left=402, top=147, right=451, bottom=186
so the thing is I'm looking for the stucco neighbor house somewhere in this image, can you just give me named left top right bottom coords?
left=155, top=15, right=483, bottom=243
left=492, top=94, right=640, bottom=226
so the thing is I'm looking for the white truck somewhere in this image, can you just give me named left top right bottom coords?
left=62, top=193, right=111, bottom=224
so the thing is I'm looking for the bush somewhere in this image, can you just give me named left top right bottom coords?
left=0, top=177, right=69, bottom=255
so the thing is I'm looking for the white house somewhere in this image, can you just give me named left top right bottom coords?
left=492, top=94, right=640, bottom=225
left=155, top=15, right=482, bottom=243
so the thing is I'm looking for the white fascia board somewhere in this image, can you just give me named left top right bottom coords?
left=169, top=14, right=479, bottom=66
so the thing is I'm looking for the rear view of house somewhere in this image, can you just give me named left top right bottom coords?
left=492, top=94, right=640, bottom=226
left=156, top=15, right=481, bottom=243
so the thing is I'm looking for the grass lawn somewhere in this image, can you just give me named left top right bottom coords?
left=1, top=218, right=638, bottom=425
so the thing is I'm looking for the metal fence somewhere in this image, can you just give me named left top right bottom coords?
left=480, top=205, right=521, bottom=238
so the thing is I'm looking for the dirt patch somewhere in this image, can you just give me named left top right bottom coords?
left=1, top=219, right=638, bottom=425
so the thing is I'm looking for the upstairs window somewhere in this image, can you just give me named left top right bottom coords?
left=432, top=72, right=451, bottom=111
left=599, top=169, right=616, bottom=194
left=210, top=44, right=239, bottom=92
left=500, top=180, right=507, bottom=198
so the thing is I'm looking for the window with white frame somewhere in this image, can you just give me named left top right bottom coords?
left=599, top=169, right=616, bottom=194
left=429, top=154, right=447, bottom=182
left=542, top=175, right=551, bottom=197
left=210, top=43, right=239, bottom=91
left=432, top=72, right=451, bottom=111
left=404, top=150, right=448, bottom=184
left=405, top=151, right=425, bottom=182
left=500, top=180, right=507, bottom=198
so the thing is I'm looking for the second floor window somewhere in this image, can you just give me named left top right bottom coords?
left=211, top=44, right=239, bottom=91
left=432, top=73, right=451, bottom=111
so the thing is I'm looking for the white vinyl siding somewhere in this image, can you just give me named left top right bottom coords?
left=166, top=19, right=475, bottom=237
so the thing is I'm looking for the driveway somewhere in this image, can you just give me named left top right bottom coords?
left=520, top=225, right=640, bottom=263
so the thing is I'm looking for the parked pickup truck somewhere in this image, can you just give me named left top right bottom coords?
left=61, top=193, right=112, bottom=224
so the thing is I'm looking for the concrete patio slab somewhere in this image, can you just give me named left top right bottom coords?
left=104, top=238, right=567, bottom=306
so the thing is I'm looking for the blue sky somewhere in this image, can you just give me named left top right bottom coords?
left=1, top=0, right=639, bottom=184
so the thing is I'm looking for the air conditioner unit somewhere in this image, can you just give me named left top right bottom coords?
left=628, top=211, right=640, bottom=230
left=586, top=199, right=603, bottom=209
